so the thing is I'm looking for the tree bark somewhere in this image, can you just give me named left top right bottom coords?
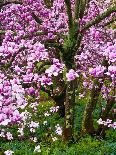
left=97, top=96, right=115, bottom=137
left=53, top=89, right=66, bottom=117
left=82, top=79, right=103, bottom=135
left=63, top=80, right=76, bottom=141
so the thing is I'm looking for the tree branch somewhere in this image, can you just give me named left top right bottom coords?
left=81, top=6, right=116, bottom=31
left=103, top=17, right=116, bottom=27
left=64, top=0, right=73, bottom=30
left=0, top=1, right=22, bottom=8
left=31, top=12, right=42, bottom=24
left=75, top=0, right=88, bottom=20
left=0, top=30, right=5, bottom=35
left=36, top=61, right=51, bottom=71
left=0, top=46, right=26, bottom=69
left=74, top=0, right=81, bottom=19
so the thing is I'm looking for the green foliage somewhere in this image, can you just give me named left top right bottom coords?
left=1, top=97, right=116, bottom=154
left=1, top=134, right=116, bottom=155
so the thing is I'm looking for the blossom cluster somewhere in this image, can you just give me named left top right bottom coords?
left=97, top=118, right=116, bottom=129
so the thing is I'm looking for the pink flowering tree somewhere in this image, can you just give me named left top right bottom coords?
left=0, top=0, right=115, bottom=141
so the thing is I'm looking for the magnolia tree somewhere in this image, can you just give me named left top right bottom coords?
left=0, top=0, right=116, bottom=141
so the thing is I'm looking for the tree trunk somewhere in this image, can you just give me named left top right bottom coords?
left=63, top=80, right=76, bottom=141
left=82, top=79, right=103, bottom=135
left=54, top=90, right=66, bottom=117
left=97, top=96, right=115, bottom=137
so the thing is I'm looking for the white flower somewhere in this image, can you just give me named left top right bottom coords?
left=30, top=137, right=37, bottom=142
left=0, top=131, right=5, bottom=137
left=52, top=137, right=57, bottom=141
left=97, top=118, right=103, bottom=125
left=30, top=128, right=36, bottom=133
left=4, top=150, right=14, bottom=155
left=6, top=132, right=13, bottom=140
left=29, top=121, right=39, bottom=128
left=55, top=124, right=62, bottom=135
left=43, top=121, right=47, bottom=125
left=0, top=119, right=10, bottom=126
left=33, top=137, right=38, bottom=143
left=34, top=145, right=41, bottom=153
left=44, top=111, right=50, bottom=117
left=17, top=127, right=24, bottom=136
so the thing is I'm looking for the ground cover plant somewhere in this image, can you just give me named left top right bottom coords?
left=0, top=0, right=116, bottom=154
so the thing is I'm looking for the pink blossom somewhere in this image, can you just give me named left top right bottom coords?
left=66, top=69, right=79, bottom=81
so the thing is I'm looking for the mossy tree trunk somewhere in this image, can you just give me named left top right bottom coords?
left=63, top=79, right=76, bottom=141
left=82, top=79, right=103, bottom=135
left=97, top=96, right=115, bottom=137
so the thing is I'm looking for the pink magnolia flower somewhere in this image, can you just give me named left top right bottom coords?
left=89, top=66, right=106, bottom=77
left=66, top=69, right=79, bottom=81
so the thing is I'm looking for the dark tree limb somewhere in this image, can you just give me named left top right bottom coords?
left=74, top=0, right=81, bottom=19
left=82, top=79, right=103, bottom=135
left=64, top=0, right=73, bottom=30
left=103, top=17, right=116, bottom=27
left=0, top=46, right=26, bottom=69
left=31, top=12, right=42, bottom=24
left=81, top=6, right=116, bottom=31
left=75, top=0, right=88, bottom=20
left=0, top=1, right=22, bottom=7
left=0, top=30, right=5, bottom=35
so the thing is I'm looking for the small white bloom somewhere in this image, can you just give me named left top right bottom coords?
left=52, top=137, right=57, bottom=141
left=17, top=127, right=24, bottom=136
left=34, top=145, right=41, bottom=153
left=6, top=132, right=13, bottom=140
left=43, top=121, right=47, bottom=125
left=29, top=121, right=39, bottom=128
left=4, top=150, right=14, bottom=155
left=0, top=131, right=5, bottom=137
left=30, top=137, right=37, bottom=142
left=44, top=111, right=50, bottom=117
left=30, top=128, right=36, bottom=133
left=55, top=124, right=62, bottom=135
left=97, top=118, right=103, bottom=125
